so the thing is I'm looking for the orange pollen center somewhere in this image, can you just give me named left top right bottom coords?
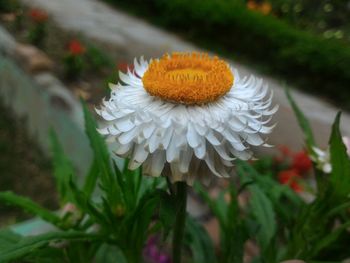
left=142, top=52, right=234, bottom=105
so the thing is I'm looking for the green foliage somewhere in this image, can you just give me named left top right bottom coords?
left=0, top=0, right=20, bottom=13
left=195, top=183, right=249, bottom=263
left=185, top=215, right=217, bottom=263
left=86, top=45, right=114, bottom=71
left=94, top=243, right=127, bottom=263
left=63, top=54, right=84, bottom=80
left=50, top=129, right=75, bottom=203
left=1, top=94, right=350, bottom=262
left=0, top=192, right=62, bottom=228
left=105, top=0, right=350, bottom=108
left=189, top=91, right=350, bottom=262
left=0, top=230, right=101, bottom=263
left=28, top=23, right=47, bottom=48
left=329, top=113, right=350, bottom=201
left=63, top=41, right=113, bottom=80
left=0, top=102, right=167, bottom=262
left=285, top=89, right=316, bottom=152
left=282, top=92, right=350, bottom=261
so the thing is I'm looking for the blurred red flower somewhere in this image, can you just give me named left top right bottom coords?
left=278, top=169, right=303, bottom=192
left=292, top=151, right=312, bottom=174
left=117, top=62, right=134, bottom=73
left=274, top=145, right=292, bottom=163
left=278, top=145, right=292, bottom=157
left=29, top=8, right=48, bottom=23
left=68, top=40, right=86, bottom=56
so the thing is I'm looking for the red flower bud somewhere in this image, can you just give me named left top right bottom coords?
left=68, top=40, right=86, bottom=56
left=29, top=8, right=48, bottom=23
left=292, top=151, right=312, bottom=174
left=278, top=169, right=303, bottom=192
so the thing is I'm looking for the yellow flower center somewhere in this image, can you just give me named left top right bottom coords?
left=142, top=52, right=234, bottom=105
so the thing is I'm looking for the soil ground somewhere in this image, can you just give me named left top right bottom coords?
left=0, top=102, right=58, bottom=227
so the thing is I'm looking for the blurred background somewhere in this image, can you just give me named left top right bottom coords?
left=0, top=0, right=349, bottom=251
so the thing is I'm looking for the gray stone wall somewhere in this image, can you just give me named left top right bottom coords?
left=0, top=26, right=92, bottom=180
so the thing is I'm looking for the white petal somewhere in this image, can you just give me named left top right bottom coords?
left=97, top=57, right=277, bottom=183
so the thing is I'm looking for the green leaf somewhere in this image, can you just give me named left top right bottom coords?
left=0, top=192, right=62, bottom=228
left=185, top=215, right=217, bottom=263
left=239, top=160, right=303, bottom=222
left=285, top=89, right=316, bottom=151
left=24, top=247, right=66, bottom=263
left=137, top=176, right=166, bottom=201
left=69, top=178, right=109, bottom=228
left=329, top=112, right=350, bottom=200
left=83, top=158, right=100, bottom=199
left=194, top=183, right=226, bottom=226
left=0, top=231, right=102, bottom=262
left=49, top=129, right=75, bottom=203
left=94, top=243, right=127, bottom=263
left=120, top=192, right=160, bottom=262
left=0, top=229, right=22, bottom=250
left=195, top=181, right=248, bottom=263
left=236, top=163, right=276, bottom=250
left=249, top=185, right=276, bottom=249
left=120, top=159, right=143, bottom=210
left=159, top=191, right=176, bottom=238
left=62, top=242, right=98, bottom=263
left=82, top=101, right=124, bottom=211
left=310, top=220, right=350, bottom=258
left=222, top=185, right=248, bottom=263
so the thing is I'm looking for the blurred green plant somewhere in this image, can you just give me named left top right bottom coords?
left=85, top=44, right=114, bottom=71
left=63, top=40, right=114, bottom=80
left=0, top=0, right=20, bottom=13
left=271, top=0, right=350, bottom=41
left=27, top=9, right=48, bottom=47
left=0, top=101, right=207, bottom=263
left=63, top=40, right=86, bottom=80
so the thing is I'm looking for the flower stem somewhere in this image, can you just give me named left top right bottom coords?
left=172, top=181, right=187, bottom=263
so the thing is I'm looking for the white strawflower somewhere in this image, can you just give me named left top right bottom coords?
left=311, top=136, right=350, bottom=174
left=312, top=147, right=332, bottom=174
left=97, top=52, right=278, bottom=184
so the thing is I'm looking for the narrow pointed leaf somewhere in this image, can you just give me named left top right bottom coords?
left=185, top=215, right=217, bottom=263
left=50, top=129, right=75, bottom=202
left=0, top=231, right=102, bottom=262
left=83, top=158, right=100, bottom=199
left=329, top=112, right=350, bottom=200
left=82, top=101, right=124, bottom=209
left=286, top=89, right=315, bottom=151
left=0, top=192, right=62, bottom=228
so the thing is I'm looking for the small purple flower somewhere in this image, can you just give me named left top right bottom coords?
left=143, top=235, right=172, bottom=263
left=157, top=253, right=171, bottom=263
left=149, top=245, right=159, bottom=259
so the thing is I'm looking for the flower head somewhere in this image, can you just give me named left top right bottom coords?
left=97, top=52, right=277, bottom=184
left=68, top=40, right=86, bottom=56
left=292, top=151, right=312, bottom=174
left=311, top=146, right=331, bottom=173
left=29, top=8, right=48, bottom=23
left=311, top=137, right=350, bottom=174
left=278, top=169, right=303, bottom=192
